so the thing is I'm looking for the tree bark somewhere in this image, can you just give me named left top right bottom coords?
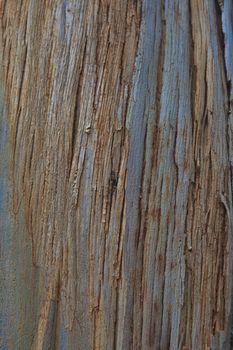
left=1, top=1, right=233, bottom=349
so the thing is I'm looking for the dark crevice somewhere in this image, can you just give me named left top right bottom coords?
left=69, top=36, right=87, bottom=175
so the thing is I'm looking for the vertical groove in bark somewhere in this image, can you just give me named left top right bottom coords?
left=1, top=0, right=233, bottom=349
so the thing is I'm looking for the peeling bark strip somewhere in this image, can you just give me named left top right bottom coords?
left=1, top=0, right=233, bottom=349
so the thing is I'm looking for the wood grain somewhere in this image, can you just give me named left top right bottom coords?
left=1, top=0, right=233, bottom=349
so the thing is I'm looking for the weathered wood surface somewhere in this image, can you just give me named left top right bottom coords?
left=1, top=1, right=233, bottom=349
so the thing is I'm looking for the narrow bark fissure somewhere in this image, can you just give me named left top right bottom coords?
left=69, top=38, right=88, bottom=173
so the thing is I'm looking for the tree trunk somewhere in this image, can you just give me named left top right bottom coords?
left=1, top=1, right=233, bottom=349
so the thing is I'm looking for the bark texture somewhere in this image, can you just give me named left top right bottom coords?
left=1, top=1, right=233, bottom=349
